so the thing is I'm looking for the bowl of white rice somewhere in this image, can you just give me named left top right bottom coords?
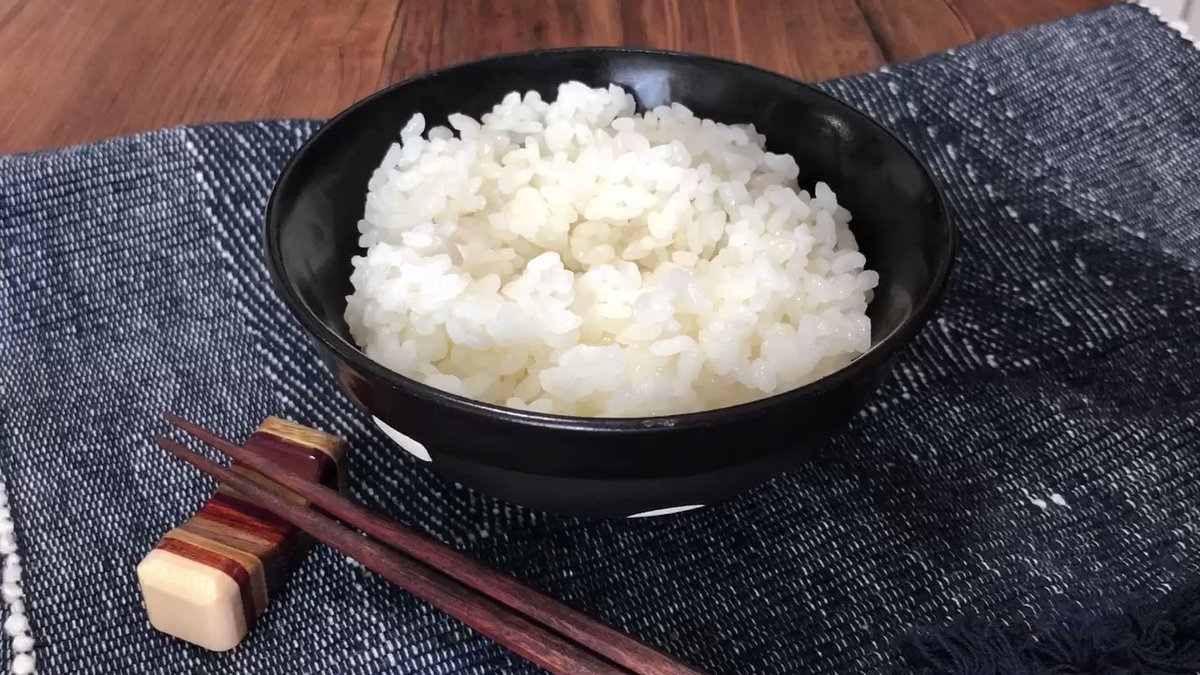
left=264, top=49, right=956, bottom=518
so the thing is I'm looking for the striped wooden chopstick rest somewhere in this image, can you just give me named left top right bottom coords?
left=137, top=417, right=345, bottom=651
left=159, top=415, right=706, bottom=675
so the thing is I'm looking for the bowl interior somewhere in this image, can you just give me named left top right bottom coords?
left=268, top=49, right=951, bottom=392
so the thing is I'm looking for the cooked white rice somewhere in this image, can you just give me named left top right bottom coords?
left=345, top=82, right=878, bottom=417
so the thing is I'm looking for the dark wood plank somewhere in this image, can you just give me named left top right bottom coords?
left=0, top=0, right=397, bottom=153
left=379, top=0, right=446, bottom=84
left=0, top=0, right=1114, bottom=153
left=857, top=0, right=976, bottom=62
left=438, top=0, right=623, bottom=71
left=618, top=0, right=885, bottom=80
left=951, top=0, right=1114, bottom=38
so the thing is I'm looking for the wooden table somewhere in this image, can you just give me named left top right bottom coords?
left=0, top=0, right=1110, bottom=154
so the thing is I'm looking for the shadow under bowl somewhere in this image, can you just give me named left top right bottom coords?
left=263, top=48, right=957, bottom=519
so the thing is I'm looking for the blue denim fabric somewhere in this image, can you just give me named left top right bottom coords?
left=2, top=5, right=1198, bottom=674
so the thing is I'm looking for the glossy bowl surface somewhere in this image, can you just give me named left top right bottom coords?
left=264, top=48, right=957, bottom=518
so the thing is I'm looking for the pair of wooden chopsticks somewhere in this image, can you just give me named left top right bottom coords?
left=159, top=413, right=704, bottom=675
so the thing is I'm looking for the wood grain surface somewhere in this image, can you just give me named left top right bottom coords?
left=0, top=0, right=1111, bottom=153
left=138, top=416, right=345, bottom=651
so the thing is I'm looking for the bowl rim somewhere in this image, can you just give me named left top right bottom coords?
left=263, top=46, right=958, bottom=432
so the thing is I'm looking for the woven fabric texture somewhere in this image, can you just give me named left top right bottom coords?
left=2, top=5, right=1198, bottom=674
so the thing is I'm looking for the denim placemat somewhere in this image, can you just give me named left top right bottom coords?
left=3, top=5, right=1199, bottom=674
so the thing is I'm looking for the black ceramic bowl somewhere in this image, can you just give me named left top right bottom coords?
left=264, top=48, right=956, bottom=519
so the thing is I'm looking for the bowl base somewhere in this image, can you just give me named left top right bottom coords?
left=414, top=443, right=809, bottom=519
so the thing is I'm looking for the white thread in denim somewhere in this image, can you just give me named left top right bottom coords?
left=0, top=483, right=35, bottom=674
